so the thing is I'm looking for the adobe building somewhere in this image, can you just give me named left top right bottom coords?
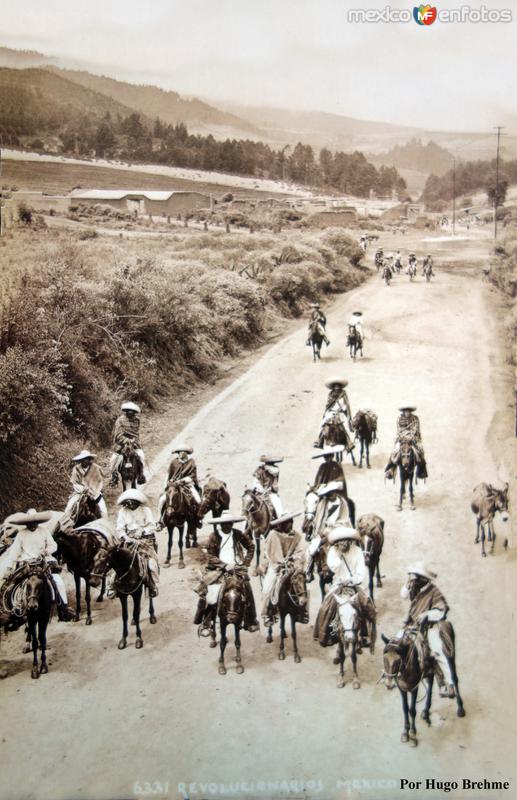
left=70, top=189, right=211, bottom=216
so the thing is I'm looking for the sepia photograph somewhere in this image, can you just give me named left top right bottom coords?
left=0, top=2, right=515, bottom=799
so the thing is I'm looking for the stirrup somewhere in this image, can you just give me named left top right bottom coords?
left=197, top=623, right=212, bottom=638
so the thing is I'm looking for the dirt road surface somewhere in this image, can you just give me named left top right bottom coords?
left=1, top=236, right=515, bottom=800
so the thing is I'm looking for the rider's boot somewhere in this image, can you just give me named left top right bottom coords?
left=193, top=598, right=207, bottom=625
left=57, top=603, right=74, bottom=622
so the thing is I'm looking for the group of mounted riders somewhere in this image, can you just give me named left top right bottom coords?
left=375, top=248, right=435, bottom=285
left=306, top=303, right=365, bottom=361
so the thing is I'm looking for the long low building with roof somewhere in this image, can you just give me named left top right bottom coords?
left=70, top=189, right=211, bottom=216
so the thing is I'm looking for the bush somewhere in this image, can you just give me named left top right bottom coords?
left=17, top=202, right=33, bottom=226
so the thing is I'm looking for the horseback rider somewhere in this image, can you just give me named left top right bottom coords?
left=110, top=402, right=147, bottom=485
left=311, top=446, right=347, bottom=492
left=252, top=455, right=284, bottom=519
left=306, top=303, right=330, bottom=347
left=394, top=251, right=402, bottom=271
left=158, top=446, right=202, bottom=524
left=384, top=406, right=428, bottom=480
left=305, top=481, right=352, bottom=581
left=423, top=254, right=434, bottom=275
left=313, top=525, right=375, bottom=648
left=0, top=509, right=73, bottom=621
left=374, top=248, right=384, bottom=267
left=397, top=562, right=456, bottom=698
left=408, top=253, right=417, bottom=268
left=314, top=378, right=354, bottom=453
left=64, top=450, right=107, bottom=519
left=193, top=511, right=259, bottom=633
left=115, top=490, right=159, bottom=597
left=259, top=511, right=308, bottom=626
left=347, top=311, right=364, bottom=348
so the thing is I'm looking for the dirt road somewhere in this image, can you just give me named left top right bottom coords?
left=1, top=238, right=515, bottom=800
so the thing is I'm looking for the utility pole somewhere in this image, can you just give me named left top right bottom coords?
left=452, top=157, right=456, bottom=236
left=493, top=126, right=504, bottom=240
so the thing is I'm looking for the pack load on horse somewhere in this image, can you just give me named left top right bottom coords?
left=385, top=406, right=428, bottom=509
left=194, top=511, right=259, bottom=673
left=380, top=563, right=465, bottom=746
left=0, top=510, right=73, bottom=676
left=158, top=446, right=202, bottom=557
left=54, top=517, right=116, bottom=624
left=423, top=255, right=434, bottom=281
left=313, top=526, right=376, bottom=689
left=315, top=378, right=356, bottom=464
left=305, top=480, right=356, bottom=595
left=347, top=312, right=364, bottom=360
left=471, top=482, right=509, bottom=557
left=351, top=407, right=378, bottom=469
left=259, top=511, right=308, bottom=650
left=306, top=303, right=330, bottom=361
left=63, top=450, right=107, bottom=527
left=356, top=514, right=384, bottom=601
left=115, top=489, right=159, bottom=598
left=198, top=476, right=231, bottom=526
left=374, top=249, right=384, bottom=271
left=110, top=402, right=147, bottom=488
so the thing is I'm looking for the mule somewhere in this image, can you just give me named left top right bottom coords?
left=357, top=514, right=384, bottom=601
left=91, top=541, right=157, bottom=649
left=54, top=522, right=108, bottom=624
left=407, top=263, right=417, bottom=282
left=471, top=482, right=509, bottom=557
left=198, top=477, right=230, bottom=526
left=265, top=567, right=308, bottom=663
left=351, top=410, right=377, bottom=468
left=241, top=489, right=272, bottom=572
left=321, top=415, right=356, bottom=465
left=347, top=325, right=363, bottom=360
left=393, top=441, right=417, bottom=510
left=423, top=264, right=433, bottom=282
left=161, top=480, right=199, bottom=568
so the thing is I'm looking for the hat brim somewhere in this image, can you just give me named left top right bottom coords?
left=121, top=403, right=141, bottom=413
left=325, top=378, right=348, bottom=388
left=72, top=452, right=96, bottom=462
left=117, top=490, right=148, bottom=505
left=328, top=527, right=360, bottom=543
left=312, top=445, right=345, bottom=459
left=208, top=515, right=245, bottom=525
left=399, top=406, right=416, bottom=412
left=171, top=447, right=193, bottom=454
left=259, top=456, right=284, bottom=464
left=270, top=511, right=302, bottom=528
left=8, top=511, right=53, bottom=526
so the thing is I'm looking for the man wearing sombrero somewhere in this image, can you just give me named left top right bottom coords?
left=314, top=378, right=355, bottom=455
left=193, top=511, right=259, bottom=633
left=116, top=489, right=159, bottom=597
left=64, top=450, right=107, bottom=519
left=252, top=455, right=284, bottom=519
left=306, top=303, right=330, bottom=347
left=384, top=406, right=428, bottom=480
left=259, top=511, right=308, bottom=626
left=158, top=446, right=202, bottom=524
left=110, top=401, right=147, bottom=485
left=347, top=311, right=364, bottom=346
left=0, top=509, right=73, bottom=620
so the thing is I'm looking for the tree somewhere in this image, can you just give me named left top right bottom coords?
left=95, top=121, right=116, bottom=158
left=486, top=175, right=508, bottom=208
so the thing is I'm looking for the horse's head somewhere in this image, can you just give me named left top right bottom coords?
left=380, top=634, right=405, bottom=690
left=199, top=478, right=225, bottom=516
left=399, top=442, right=415, bottom=469
left=26, top=569, right=45, bottom=612
left=220, top=576, right=245, bottom=624
left=289, top=569, right=308, bottom=609
left=78, top=492, right=99, bottom=524
left=241, top=489, right=256, bottom=516
left=337, top=595, right=359, bottom=644
left=121, top=437, right=137, bottom=457
left=496, top=483, right=510, bottom=520
left=90, top=544, right=113, bottom=587
left=361, top=533, right=374, bottom=566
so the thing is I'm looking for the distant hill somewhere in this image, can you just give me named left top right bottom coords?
left=371, top=138, right=453, bottom=176
left=0, top=46, right=56, bottom=69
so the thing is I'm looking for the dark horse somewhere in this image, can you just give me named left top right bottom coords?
left=471, top=482, right=509, bottom=557
left=91, top=540, right=157, bottom=649
left=213, top=572, right=247, bottom=676
left=265, top=565, right=308, bottom=663
left=351, top=409, right=377, bottom=469
left=161, top=480, right=199, bottom=568
left=381, top=625, right=465, bottom=747
left=357, top=513, right=384, bottom=601
left=198, top=477, right=230, bottom=526
left=54, top=519, right=109, bottom=624
left=321, top=415, right=356, bottom=465
left=113, top=439, right=141, bottom=491
left=347, top=325, right=363, bottom=360
left=308, top=321, right=325, bottom=362
left=241, top=489, right=272, bottom=573
left=394, top=441, right=417, bottom=511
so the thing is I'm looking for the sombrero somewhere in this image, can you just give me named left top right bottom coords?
left=312, top=445, right=345, bottom=459
left=399, top=406, right=416, bottom=412
left=351, top=311, right=363, bottom=316
left=324, top=377, right=348, bottom=388
left=269, top=511, right=302, bottom=528
left=171, top=445, right=193, bottom=454
left=121, top=401, right=141, bottom=413
left=8, top=509, right=53, bottom=526
left=317, top=480, right=344, bottom=497
left=207, top=511, right=245, bottom=525
left=407, top=562, right=437, bottom=581
left=327, top=525, right=360, bottom=543
left=117, top=489, right=148, bottom=505
left=72, top=449, right=96, bottom=462
left=259, top=455, right=284, bottom=464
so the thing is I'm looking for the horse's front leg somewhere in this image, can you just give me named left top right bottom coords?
left=421, top=673, right=434, bottom=725
left=366, top=441, right=370, bottom=469
left=219, top=621, right=228, bottom=675
left=149, top=596, right=157, bottom=625
left=133, top=588, right=143, bottom=648
left=400, top=690, right=410, bottom=742
left=449, top=658, right=466, bottom=717
left=165, top=527, right=173, bottom=566
left=481, top=524, right=486, bottom=557
left=278, top=612, right=286, bottom=661
left=474, top=517, right=480, bottom=544
left=337, top=640, right=346, bottom=688
left=409, top=473, right=416, bottom=510
left=85, top=580, right=92, bottom=625
left=97, top=576, right=106, bottom=603
left=118, top=594, right=129, bottom=649
left=397, top=474, right=404, bottom=511
left=358, top=440, right=364, bottom=468
left=38, top=615, right=49, bottom=675
left=351, top=640, right=360, bottom=689
left=235, top=625, right=244, bottom=674
left=291, top=614, right=301, bottom=664
left=376, top=558, right=382, bottom=588
left=178, top=525, right=185, bottom=567
left=368, top=565, right=374, bottom=601
left=29, top=618, right=40, bottom=679
left=408, top=689, right=418, bottom=746
left=74, top=573, right=81, bottom=621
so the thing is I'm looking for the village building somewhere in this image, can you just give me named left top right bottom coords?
left=70, top=189, right=211, bottom=216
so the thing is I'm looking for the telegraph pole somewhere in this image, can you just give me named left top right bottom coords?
left=452, top=157, right=456, bottom=236
left=493, top=126, right=504, bottom=240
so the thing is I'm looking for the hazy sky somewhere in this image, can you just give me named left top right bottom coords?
left=1, top=0, right=516, bottom=131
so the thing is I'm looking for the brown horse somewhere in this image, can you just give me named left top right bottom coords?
left=471, top=482, right=509, bottom=557
left=241, top=489, right=272, bottom=572
left=321, top=415, right=356, bottom=465
left=357, top=514, right=384, bottom=601
left=161, top=480, right=199, bottom=568
left=198, top=478, right=230, bottom=526
left=54, top=521, right=108, bottom=624
left=393, top=441, right=417, bottom=510
left=214, top=573, right=247, bottom=676
left=308, top=321, right=325, bottom=362
left=265, top=565, right=308, bottom=663
left=352, top=410, right=377, bottom=469
left=113, top=439, right=141, bottom=491
left=347, top=325, right=363, bottom=360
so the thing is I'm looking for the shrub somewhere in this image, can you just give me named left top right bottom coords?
left=17, top=202, right=33, bottom=226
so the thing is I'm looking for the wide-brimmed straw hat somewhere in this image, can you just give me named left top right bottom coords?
left=312, top=445, right=345, bottom=459
left=328, top=525, right=360, bottom=543
left=121, top=401, right=141, bottom=413
left=171, top=445, right=193, bottom=454
left=269, top=511, right=302, bottom=528
left=8, top=509, right=53, bottom=526
left=207, top=511, right=245, bottom=525
left=399, top=406, right=416, bottom=412
left=117, top=489, right=148, bottom=506
left=317, top=480, right=344, bottom=497
left=351, top=311, right=363, bottom=316
left=325, top=377, right=348, bottom=389
left=407, top=562, right=437, bottom=581
left=259, top=455, right=284, bottom=464
left=72, top=449, right=96, bottom=462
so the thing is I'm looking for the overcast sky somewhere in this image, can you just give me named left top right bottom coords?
left=1, top=0, right=516, bottom=131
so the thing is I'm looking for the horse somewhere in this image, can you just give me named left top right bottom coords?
left=303, top=491, right=356, bottom=602
left=374, top=252, right=383, bottom=271
left=351, top=410, right=377, bottom=468
left=382, top=265, right=392, bottom=286
left=381, top=625, right=465, bottom=746
left=407, top=263, right=417, bottom=282
left=321, top=415, right=356, bottom=465
left=213, top=573, right=247, bottom=676
left=332, top=590, right=364, bottom=689
left=357, top=514, right=384, bottom=601
left=161, top=480, right=199, bottom=568
left=471, top=482, right=509, bottom=557
left=393, top=441, right=417, bottom=510
left=113, top=439, right=141, bottom=491
left=423, top=263, right=433, bottom=282
left=198, top=477, right=230, bottom=525
left=308, top=321, right=325, bottom=362
left=91, top=540, right=157, bottom=649
left=53, top=521, right=108, bottom=624
left=347, top=325, right=363, bottom=360
left=241, top=489, right=272, bottom=572
left=265, top=564, right=308, bottom=663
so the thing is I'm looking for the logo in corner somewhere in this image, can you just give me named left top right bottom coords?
left=413, top=4, right=438, bottom=24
